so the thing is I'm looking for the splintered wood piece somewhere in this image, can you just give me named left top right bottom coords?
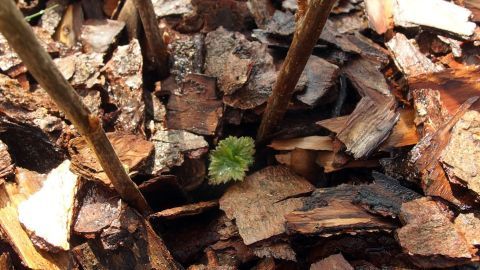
left=318, top=108, right=418, bottom=150
left=69, top=132, right=154, bottom=187
left=0, top=183, right=69, bottom=269
left=440, top=110, right=480, bottom=196
left=285, top=185, right=395, bottom=236
left=80, top=19, right=125, bottom=53
left=296, top=56, right=339, bottom=107
left=150, top=129, right=208, bottom=174
left=353, top=171, right=421, bottom=218
left=408, top=67, right=480, bottom=114
left=73, top=181, right=180, bottom=269
left=18, top=160, right=80, bottom=252
left=392, top=0, right=476, bottom=37
left=0, top=140, right=13, bottom=180
left=104, top=38, right=145, bottom=132
left=54, top=3, right=83, bottom=47
left=408, top=97, right=478, bottom=208
left=336, top=97, right=399, bottom=159
left=205, top=27, right=276, bottom=110
left=149, top=200, right=219, bottom=220
left=310, top=253, right=353, bottom=270
left=268, top=136, right=332, bottom=151
left=412, top=88, right=451, bottom=137
left=364, top=0, right=394, bottom=34
left=454, top=213, right=480, bottom=247
left=220, top=166, right=314, bottom=245
left=396, top=197, right=474, bottom=268
left=343, top=57, right=391, bottom=103
left=386, top=33, right=443, bottom=78
left=166, top=74, right=223, bottom=136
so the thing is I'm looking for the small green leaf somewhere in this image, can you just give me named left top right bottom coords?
left=208, top=136, right=255, bottom=185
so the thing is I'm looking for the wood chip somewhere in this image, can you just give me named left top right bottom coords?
left=220, top=166, right=314, bottom=245
left=396, top=197, right=474, bottom=268
left=310, top=253, right=353, bottom=270
left=80, top=19, right=125, bottom=53
left=18, top=160, right=80, bottom=252
left=268, top=136, right=332, bottom=151
left=69, top=132, right=154, bottom=187
left=386, top=33, right=443, bottom=78
left=336, top=97, right=399, bottom=159
left=149, top=200, right=219, bottom=220
left=167, top=74, right=223, bottom=136
left=285, top=185, right=395, bottom=236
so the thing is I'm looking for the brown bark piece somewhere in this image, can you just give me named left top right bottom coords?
left=191, top=0, right=253, bottom=32
left=0, top=183, right=69, bottom=269
left=252, top=241, right=296, bottom=261
left=310, top=253, right=353, bottom=270
left=104, top=38, right=145, bottom=133
left=69, top=132, right=154, bottom=187
left=296, top=56, right=339, bottom=107
left=0, top=140, right=13, bottom=180
left=408, top=67, right=480, bottom=114
left=73, top=181, right=179, bottom=269
left=285, top=185, right=395, bottom=236
left=343, top=57, right=391, bottom=102
left=80, top=19, right=125, bottom=53
left=247, top=0, right=275, bottom=28
left=0, top=252, right=12, bottom=270
left=39, top=0, right=68, bottom=36
left=386, top=33, right=443, bottom=78
left=315, top=151, right=379, bottom=173
left=336, top=97, right=399, bottom=159
left=167, top=74, right=223, bottom=136
left=169, top=33, right=205, bottom=82
left=454, top=213, right=480, bottom=247
left=268, top=136, right=332, bottom=151
left=150, top=129, right=208, bottom=174
left=205, top=27, right=276, bottom=110
left=219, top=166, right=314, bottom=245
left=353, top=171, right=421, bottom=218
left=392, top=0, right=476, bottom=37
left=396, top=197, right=474, bottom=268
left=440, top=110, right=480, bottom=195
left=149, top=200, right=219, bottom=220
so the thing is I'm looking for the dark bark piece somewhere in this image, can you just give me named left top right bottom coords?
left=353, top=171, right=421, bottom=218
left=104, top=38, right=145, bottom=133
left=169, top=33, right=205, bottom=82
left=149, top=200, right=219, bottom=220
left=73, top=181, right=179, bottom=269
left=0, top=182, right=69, bottom=269
left=191, top=0, right=253, bottom=32
left=411, top=88, right=451, bottom=137
left=80, top=19, right=125, bottom=53
left=220, top=166, right=314, bottom=245
left=408, top=67, right=480, bottom=114
left=343, top=57, right=391, bottom=103
left=265, top=10, right=295, bottom=36
left=440, top=110, right=480, bottom=196
left=18, top=161, right=80, bottom=252
left=166, top=74, right=223, bottom=136
left=396, top=197, right=474, bottom=268
left=408, top=97, right=478, bottom=208
left=386, top=33, right=443, bottom=78
left=285, top=184, right=395, bottom=236
left=336, top=97, right=399, bottom=159
left=310, top=253, right=353, bottom=270
left=205, top=27, right=276, bottom=110
left=81, top=0, right=105, bottom=19
left=248, top=0, right=275, bottom=29
left=0, top=140, right=13, bottom=180
left=296, top=56, right=339, bottom=107
left=69, top=132, right=154, bottom=187
left=150, top=129, right=208, bottom=174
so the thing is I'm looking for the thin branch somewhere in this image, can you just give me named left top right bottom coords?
left=256, top=0, right=337, bottom=144
left=132, top=0, right=169, bottom=78
left=0, top=0, right=151, bottom=216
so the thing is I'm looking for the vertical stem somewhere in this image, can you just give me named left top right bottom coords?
left=132, top=0, right=169, bottom=78
left=0, top=0, right=151, bottom=216
left=256, top=0, right=337, bottom=143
